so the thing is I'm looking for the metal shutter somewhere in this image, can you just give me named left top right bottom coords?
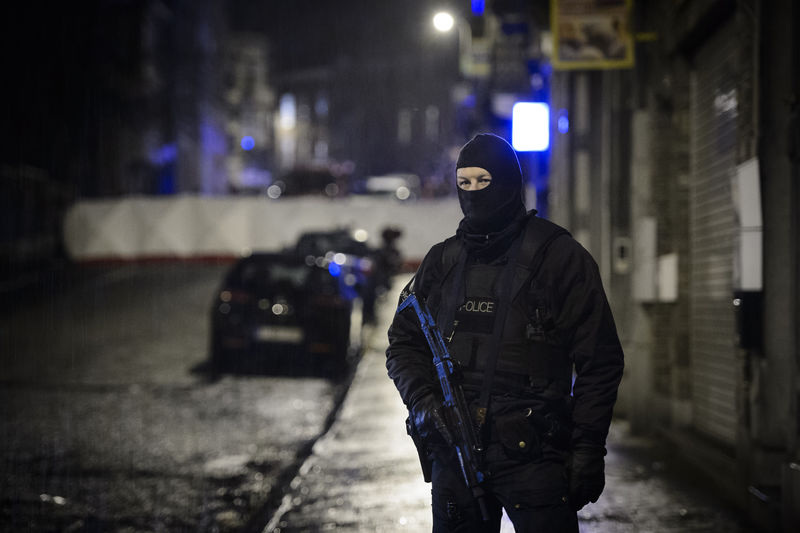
left=688, top=20, right=739, bottom=446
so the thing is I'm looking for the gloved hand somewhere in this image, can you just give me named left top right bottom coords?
left=568, top=444, right=606, bottom=511
left=409, top=393, right=452, bottom=447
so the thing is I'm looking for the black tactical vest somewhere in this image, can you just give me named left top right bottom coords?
left=431, top=215, right=573, bottom=395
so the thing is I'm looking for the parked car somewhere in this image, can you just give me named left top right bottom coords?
left=357, top=173, right=420, bottom=201
left=294, top=228, right=373, bottom=258
left=208, top=252, right=363, bottom=377
left=292, top=228, right=377, bottom=317
left=269, top=167, right=345, bottom=198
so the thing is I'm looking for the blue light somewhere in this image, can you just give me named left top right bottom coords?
left=557, top=110, right=570, bottom=134
left=240, top=136, right=255, bottom=151
left=328, top=263, right=341, bottom=277
left=471, top=0, right=485, bottom=15
left=512, top=102, right=550, bottom=152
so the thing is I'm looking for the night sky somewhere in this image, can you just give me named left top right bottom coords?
left=229, top=0, right=451, bottom=72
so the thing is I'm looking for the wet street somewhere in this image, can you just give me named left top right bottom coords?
left=1, top=266, right=759, bottom=532
left=0, top=264, right=346, bottom=532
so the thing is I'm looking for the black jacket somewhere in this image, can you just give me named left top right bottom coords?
left=386, top=213, right=624, bottom=447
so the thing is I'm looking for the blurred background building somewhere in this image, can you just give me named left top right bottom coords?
left=1, top=0, right=798, bottom=530
left=546, top=2, right=798, bottom=531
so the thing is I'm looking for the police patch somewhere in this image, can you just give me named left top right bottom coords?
left=455, top=297, right=497, bottom=334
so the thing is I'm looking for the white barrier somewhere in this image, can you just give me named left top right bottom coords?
left=63, top=194, right=465, bottom=263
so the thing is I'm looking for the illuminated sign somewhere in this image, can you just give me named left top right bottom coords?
left=512, top=102, right=550, bottom=152
left=551, top=0, right=634, bottom=70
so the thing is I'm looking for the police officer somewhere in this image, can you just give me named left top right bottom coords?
left=386, top=133, right=624, bottom=532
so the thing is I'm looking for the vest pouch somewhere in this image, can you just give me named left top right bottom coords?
left=524, top=285, right=562, bottom=345
left=526, top=341, right=572, bottom=385
left=529, top=411, right=572, bottom=451
left=494, top=408, right=542, bottom=461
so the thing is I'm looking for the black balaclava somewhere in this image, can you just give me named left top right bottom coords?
left=456, top=133, right=526, bottom=235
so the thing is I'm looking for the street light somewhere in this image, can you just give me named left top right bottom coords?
left=431, top=11, right=475, bottom=77
left=432, top=11, right=455, bottom=32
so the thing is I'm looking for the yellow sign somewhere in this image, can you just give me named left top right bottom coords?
left=551, top=0, right=635, bottom=70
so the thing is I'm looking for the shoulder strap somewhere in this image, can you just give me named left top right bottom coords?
left=437, top=244, right=467, bottom=340
left=424, top=234, right=467, bottom=339
left=440, top=235, right=462, bottom=277
left=509, top=216, right=570, bottom=299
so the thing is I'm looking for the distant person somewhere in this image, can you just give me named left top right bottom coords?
left=386, top=133, right=624, bottom=532
left=375, top=226, right=403, bottom=293
left=363, top=226, right=403, bottom=324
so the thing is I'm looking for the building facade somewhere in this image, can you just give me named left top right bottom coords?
left=546, top=1, right=799, bottom=530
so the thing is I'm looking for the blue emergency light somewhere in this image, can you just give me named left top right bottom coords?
left=471, top=0, right=485, bottom=15
left=511, top=102, right=550, bottom=152
left=241, top=136, right=255, bottom=151
left=328, top=262, right=341, bottom=277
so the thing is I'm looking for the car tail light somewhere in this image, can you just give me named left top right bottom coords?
left=308, top=342, right=335, bottom=354
left=310, top=294, right=346, bottom=308
left=219, top=289, right=252, bottom=304
left=358, top=257, right=373, bottom=274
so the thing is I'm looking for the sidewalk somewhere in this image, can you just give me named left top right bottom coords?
left=262, top=294, right=431, bottom=532
left=262, top=279, right=757, bottom=533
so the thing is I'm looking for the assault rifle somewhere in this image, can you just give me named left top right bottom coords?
left=397, top=289, right=490, bottom=521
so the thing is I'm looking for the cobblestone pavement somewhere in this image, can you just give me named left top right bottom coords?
left=262, top=278, right=758, bottom=533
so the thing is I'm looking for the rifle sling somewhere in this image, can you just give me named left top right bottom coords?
left=438, top=245, right=467, bottom=342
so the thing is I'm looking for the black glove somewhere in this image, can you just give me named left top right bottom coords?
left=568, top=444, right=606, bottom=511
left=409, top=393, right=452, bottom=447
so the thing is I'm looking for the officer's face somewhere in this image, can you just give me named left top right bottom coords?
left=456, top=167, right=492, bottom=191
